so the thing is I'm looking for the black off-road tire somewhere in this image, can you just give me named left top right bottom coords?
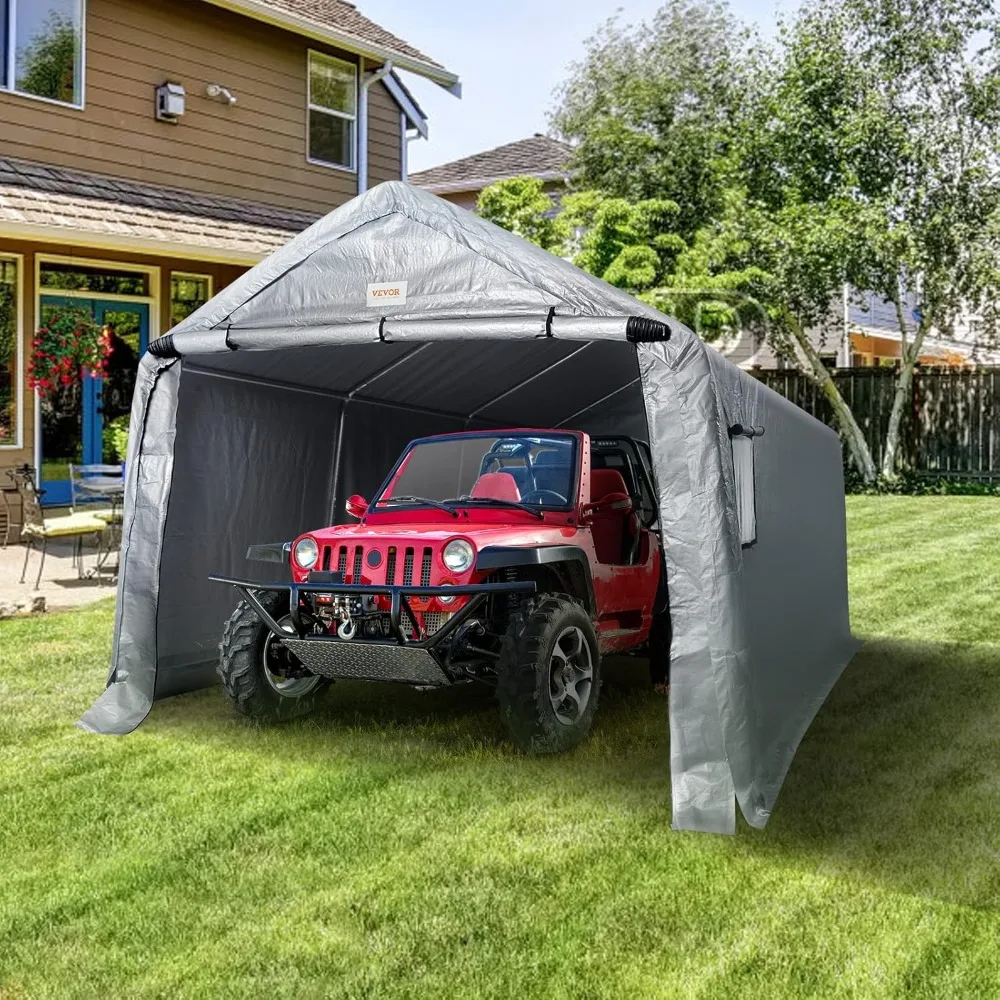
left=648, top=612, right=672, bottom=690
left=218, top=591, right=329, bottom=722
left=496, top=596, right=601, bottom=754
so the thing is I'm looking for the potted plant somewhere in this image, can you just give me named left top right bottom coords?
left=27, top=307, right=111, bottom=399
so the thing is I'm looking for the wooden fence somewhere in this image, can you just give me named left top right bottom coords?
left=753, top=366, right=1000, bottom=479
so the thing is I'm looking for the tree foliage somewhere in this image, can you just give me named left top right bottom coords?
left=551, top=0, right=752, bottom=239
left=515, top=0, right=1000, bottom=481
left=476, top=178, right=567, bottom=252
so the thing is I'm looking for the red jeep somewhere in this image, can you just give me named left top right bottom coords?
left=213, top=430, right=669, bottom=752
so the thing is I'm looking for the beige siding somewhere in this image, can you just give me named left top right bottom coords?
left=367, top=79, right=402, bottom=187
left=0, top=0, right=404, bottom=214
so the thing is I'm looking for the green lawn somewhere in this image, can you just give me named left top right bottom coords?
left=2, top=496, right=999, bottom=999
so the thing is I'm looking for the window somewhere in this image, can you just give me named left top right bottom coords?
left=308, top=51, right=357, bottom=171
left=0, top=257, right=19, bottom=447
left=40, top=261, right=148, bottom=296
left=1, top=0, right=84, bottom=106
left=170, top=273, right=212, bottom=326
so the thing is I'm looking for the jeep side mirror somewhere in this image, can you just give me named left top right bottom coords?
left=581, top=492, right=633, bottom=521
left=345, top=494, right=368, bottom=519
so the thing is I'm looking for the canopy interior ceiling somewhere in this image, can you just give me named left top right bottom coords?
left=79, top=182, right=859, bottom=836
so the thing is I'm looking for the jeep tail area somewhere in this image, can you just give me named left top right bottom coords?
left=212, top=430, right=670, bottom=753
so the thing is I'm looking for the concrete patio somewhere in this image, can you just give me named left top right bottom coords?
left=0, top=535, right=115, bottom=613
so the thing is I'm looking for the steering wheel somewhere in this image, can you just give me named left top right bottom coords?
left=520, top=489, right=567, bottom=505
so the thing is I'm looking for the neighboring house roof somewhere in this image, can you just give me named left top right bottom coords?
left=202, top=0, right=460, bottom=92
left=409, top=134, right=572, bottom=194
left=0, top=158, right=317, bottom=261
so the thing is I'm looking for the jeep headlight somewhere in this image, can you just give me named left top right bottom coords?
left=293, top=536, right=319, bottom=570
left=442, top=539, right=474, bottom=574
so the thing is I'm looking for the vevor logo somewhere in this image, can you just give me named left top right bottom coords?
left=366, top=281, right=408, bottom=307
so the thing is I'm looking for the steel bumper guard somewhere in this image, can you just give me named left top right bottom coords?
left=210, top=576, right=535, bottom=685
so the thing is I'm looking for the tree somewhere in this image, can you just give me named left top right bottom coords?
left=560, top=192, right=685, bottom=290
left=551, top=0, right=752, bottom=240
left=746, top=0, right=1000, bottom=478
left=476, top=177, right=568, bottom=252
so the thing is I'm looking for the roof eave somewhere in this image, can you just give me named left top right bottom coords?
left=413, top=170, right=569, bottom=195
left=0, top=219, right=275, bottom=265
left=200, top=0, right=461, bottom=94
left=384, top=72, right=429, bottom=139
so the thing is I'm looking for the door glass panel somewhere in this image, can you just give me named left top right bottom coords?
left=39, top=299, right=85, bottom=487
left=101, top=310, right=142, bottom=462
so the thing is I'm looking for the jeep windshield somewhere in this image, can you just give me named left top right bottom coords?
left=374, top=433, right=578, bottom=512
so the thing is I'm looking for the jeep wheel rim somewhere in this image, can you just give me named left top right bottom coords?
left=263, top=617, right=322, bottom=698
left=548, top=626, right=593, bottom=726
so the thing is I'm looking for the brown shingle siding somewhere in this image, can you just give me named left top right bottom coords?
left=0, top=157, right=316, bottom=256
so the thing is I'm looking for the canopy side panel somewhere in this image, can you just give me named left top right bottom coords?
left=714, top=364, right=860, bottom=825
left=78, top=355, right=181, bottom=735
left=153, top=368, right=344, bottom=695
left=639, top=340, right=739, bottom=835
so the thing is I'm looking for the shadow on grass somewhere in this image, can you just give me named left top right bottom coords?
left=762, top=638, right=1000, bottom=908
left=146, top=653, right=666, bottom=769
left=144, top=638, right=1000, bottom=906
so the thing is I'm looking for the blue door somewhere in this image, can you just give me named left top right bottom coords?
left=39, top=297, right=149, bottom=506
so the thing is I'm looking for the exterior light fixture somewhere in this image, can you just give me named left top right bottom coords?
left=206, top=83, right=237, bottom=105
left=155, top=82, right=186, bottom=123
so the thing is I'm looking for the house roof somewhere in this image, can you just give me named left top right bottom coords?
left=0, top=158, right=317, bottom=262
left=409, top=134, right=572, bottom=194
left=202, top=0, right=460, bottom=92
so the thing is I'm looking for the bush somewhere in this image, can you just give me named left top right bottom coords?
left=845, top=469, right=1000, bottom=496
left=103, top=414, right=130, bottom=463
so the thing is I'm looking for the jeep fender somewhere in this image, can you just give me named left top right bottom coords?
left=475, top=546, right=596, bottom=616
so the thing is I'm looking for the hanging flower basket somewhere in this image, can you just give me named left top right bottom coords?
left=28, top=307, right=112, bottom=399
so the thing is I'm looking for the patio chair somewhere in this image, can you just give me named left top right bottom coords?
left=16, top=471, right=108, bottom=590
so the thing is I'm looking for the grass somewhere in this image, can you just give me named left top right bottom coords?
left=2, top=496, right=999, bottom=998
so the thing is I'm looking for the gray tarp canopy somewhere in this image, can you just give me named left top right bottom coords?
left=80, top=181, right=858, bottom=835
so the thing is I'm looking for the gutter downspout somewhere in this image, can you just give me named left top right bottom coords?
left=401, top=120, right=425, bottom=184
left=358, top=58, right=393, bottom=194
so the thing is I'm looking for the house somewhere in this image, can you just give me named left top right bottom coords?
left=409, top=134, right=571, bottom=211
left=720, top=287, right=999, bottom=371
left=0, top=0, right=458, bottom=503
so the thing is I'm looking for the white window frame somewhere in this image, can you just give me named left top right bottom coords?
left=170, top=271, right=214, bottom=325
left=1, top=0, right=86, bottom=110
left=306, top=50, right=358, bottom=173
left=0, top=252, right=24, bottom=450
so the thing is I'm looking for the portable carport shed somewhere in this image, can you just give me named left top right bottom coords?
left=80, top=182, right=858, bottom=835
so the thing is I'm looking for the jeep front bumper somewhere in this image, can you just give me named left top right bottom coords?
left=210, top=576, right=535, bottom=685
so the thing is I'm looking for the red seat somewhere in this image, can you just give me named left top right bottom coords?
left=589, top=468, right=637, bottom=564
left=470, top=472, right=521, bottom=502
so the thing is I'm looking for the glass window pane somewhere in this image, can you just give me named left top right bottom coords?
left=0, top=258, right=18, bottom=447
left=14, top=0, right=82, bottom=104
left=40, top=263, right=149, bottom=296
left=0, top=2, right=8, bottom=87
left=309, top=109, right=354, bottom=169
left=309, top=53, right=356, bottom=116
left=170, top=274, right=211, bottom=327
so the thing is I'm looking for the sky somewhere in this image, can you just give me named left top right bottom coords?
left=359, top=0, right=792, bottom=174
